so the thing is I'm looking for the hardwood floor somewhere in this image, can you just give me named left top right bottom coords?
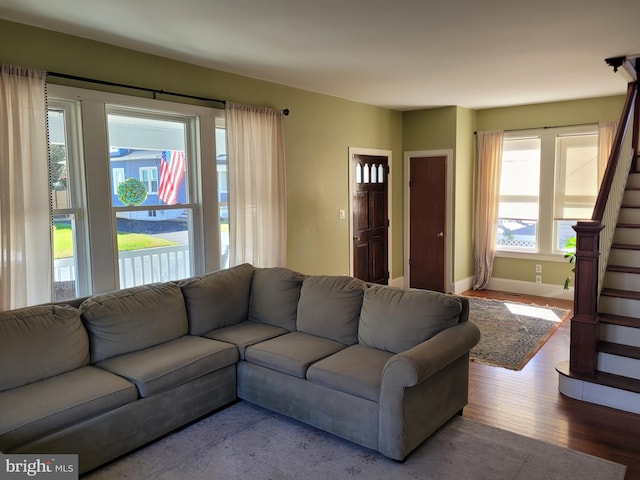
left=462, top=290, right=640, bottom=480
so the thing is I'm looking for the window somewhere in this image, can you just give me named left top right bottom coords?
left=48, top=101, right=90, bottom=301
left=112, top=167, right=125, bottom=194
left=48, top=85, right=226, bottom=299
left=139, top=167, right=159, bottom=194
left=496, top=125, right=599, bottom=256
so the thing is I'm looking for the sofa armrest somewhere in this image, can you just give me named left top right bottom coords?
left=381, top=319, right=480, bottom=388
left=378, top=320, right=480, bottom=460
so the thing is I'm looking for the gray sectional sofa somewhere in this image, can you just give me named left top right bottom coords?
left=0, top=263, right=480, bottom=474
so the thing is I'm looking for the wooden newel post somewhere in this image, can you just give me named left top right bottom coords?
left=570, top=220, right=604, bottom=374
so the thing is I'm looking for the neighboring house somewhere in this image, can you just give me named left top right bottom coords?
left=110, top=148, right=228, bottom=222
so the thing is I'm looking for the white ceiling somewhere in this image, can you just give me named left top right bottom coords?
left=1, top=0, right=639, bottom=110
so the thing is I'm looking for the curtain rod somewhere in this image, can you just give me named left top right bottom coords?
left=47, top=71, right=290, bottom=116
left=474, top=121, right=598, bottom=135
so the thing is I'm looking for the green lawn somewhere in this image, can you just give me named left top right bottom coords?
left=53, top=222, right=179, bottom=259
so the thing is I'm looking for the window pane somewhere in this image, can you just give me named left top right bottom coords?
left=555, top=220, right=576, bottom=252
left=48, top=110, right=71, bottom=210
left=216, top=127, right=229, bottom=268
left=52, top=214, right=78, bottom=301
left=497, top=219, right=537, bottom=249
left=108, top=111, right=193, bottom=287
left=49, top=108, right=79, bottom=301
left=108, top=115, right=187, bottom=207
left=116, top=210, right=191, bottom=287
left=497, top=137, right=540, bottom=250
left=554, top=134, right=598, bottom=220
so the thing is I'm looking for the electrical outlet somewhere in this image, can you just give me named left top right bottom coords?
left=535, top=264, right=542, bottom=273
left=535, top=274, right=542, bottom=283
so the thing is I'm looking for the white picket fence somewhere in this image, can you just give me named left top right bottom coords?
left=54, top=244, right=191, bottom=289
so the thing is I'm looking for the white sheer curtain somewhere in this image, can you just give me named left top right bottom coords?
left=473, top=130, right=504, bottom=290
left=598, top=121, right=618, bottom=184
left=0, top=65, right=50, bottom=309
left=226, top=102, right=286, bottom=268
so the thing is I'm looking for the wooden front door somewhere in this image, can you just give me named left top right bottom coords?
left=352, top=154, right=388, bottom=284
left=409, top=155, right=446, bottom=291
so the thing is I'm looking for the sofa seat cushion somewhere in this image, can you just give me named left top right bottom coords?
left=358, top=286, right=463, bottom=353
left=95, top=336, right=238, bottom=397
left=306, top=345, right=394, bottom=402
left=245, top=332, right=346, bottom=378
left=205, top=321, right=288, bottom=359
left=0, top=366, right=136, bottom=451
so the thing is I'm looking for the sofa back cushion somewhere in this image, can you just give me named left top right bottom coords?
left=0, top=305, right=89, bottom=392
left=180, top=263, right=255, bottom=336
left=249, top=267, right=306, bottom=331
left=358, top=286, right=462, bottom=353
left=81, top=282, right=188, bottom=363
left=296, top=276, right=366, bottom=345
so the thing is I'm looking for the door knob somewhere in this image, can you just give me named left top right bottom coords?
left=436, top=232, right=444, bottom=238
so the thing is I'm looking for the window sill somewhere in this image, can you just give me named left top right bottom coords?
left=495, top=250, right=567, bottom=263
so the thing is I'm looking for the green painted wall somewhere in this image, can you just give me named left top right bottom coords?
left=402, top=106, right=477, bottom=285
left=1, top=18, right=628, bottom=290
left=476, top=95, right=626, bottom=286
left=0, top=19, right=403, bottom=278
left=454, top=107, right=476, bottom=282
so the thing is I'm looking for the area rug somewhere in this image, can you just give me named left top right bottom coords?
left=467, top=297, right=570, bottom=370
left=83, top=401, right=626, bottom=480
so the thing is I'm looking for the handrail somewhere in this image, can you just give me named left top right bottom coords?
left=592, top=82, right=638, bottom=221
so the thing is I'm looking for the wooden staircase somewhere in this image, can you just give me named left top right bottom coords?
left=558, top=170, right=640, bottom=413
left=557, top=57, right=640, bottom=413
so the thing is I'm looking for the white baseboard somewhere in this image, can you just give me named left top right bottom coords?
left=389, top=275, right=572, bottom=301
left=487, top=277, right=574, bottom=300
left=453, top=276, right=474, bottom=295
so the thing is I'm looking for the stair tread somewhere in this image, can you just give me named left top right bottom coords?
left=557, top=361, right=640, bottom=394
left=599, top=312, right=640, bottom=327
left=598, top=341, right=640, bottom=360
left=616, top=223, right=640, bottom=228
left=601, top=288, right=640, bottom=300
left=607, top=265, right=640, bottom=274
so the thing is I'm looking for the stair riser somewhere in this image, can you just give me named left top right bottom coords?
left=600, top=323, right=640, bottom=348
left=627, top=173, right=640, bottom=189
left=598, top=352, right=640, bottom=381
left=613, top=227, right=640, bottom=244
left=604, top=271, right=640, bottom=291
left=609, top=248, right=640, bottom=267
left=618, top=208, right=640, bottom=224
left=599, top=295, right=640, bottom=318
left=623, top=189, right=640, bottom=206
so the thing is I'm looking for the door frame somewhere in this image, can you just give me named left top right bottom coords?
left=404, top=149, right=454, bottom=292
left=348, top=147, right=393, bottom=281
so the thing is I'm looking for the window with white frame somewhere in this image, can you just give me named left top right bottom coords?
left=496, top=125, right=599, bottom=256
left=112, top=167, right=125, bottom=194
left=48, top=85, right=227, bottom=300
left=139, top=166, right=159, bottom=194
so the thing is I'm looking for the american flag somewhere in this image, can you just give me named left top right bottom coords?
left=159, top=150, right=185, bottom=205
